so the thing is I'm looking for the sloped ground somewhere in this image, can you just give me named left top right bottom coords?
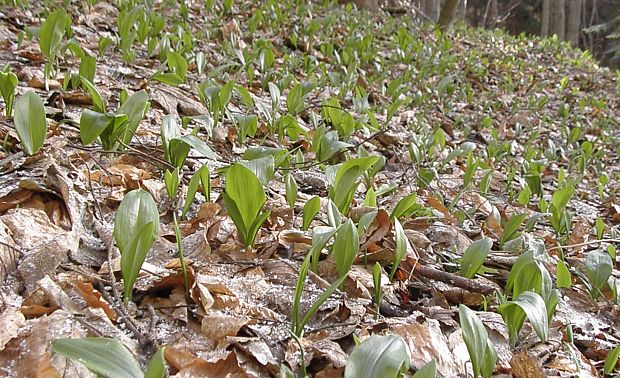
left=0, top=0, right=619, bottom=377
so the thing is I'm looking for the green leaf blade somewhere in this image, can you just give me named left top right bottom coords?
left=14, top=91, right=47, bottom=155
left=51, top=337, right=143, bottom=378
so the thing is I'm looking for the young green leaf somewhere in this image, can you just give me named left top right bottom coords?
left=51, top=337, right=143, bottom=378
left=0, top=69, right=18, bottom=117
left=460, top=238, right=493, bottom=279
left=327, top=198, right=341, bottom=228
left=14, top=91, right=47, bottom=155
left=80, top=77, right=106, bottom=113
left=164, top=168, right=179, bottom=199
left=413, top=359, right=437, bottom=378
left=79, top=55, right=97, bottom=89
left=80, top=109, right=113, bottom=145
left=236, top=114, right=258, bottom=144
left=333, top=219, right=359, bottom=281
left=390, top=218, right=410, bottom=280
left=329, top=156, right=380, bottom=214
left=302, top=196, right=320, bottom=231
left=144, top=347, right=167, bottom=378
left=364, top=187, right=377, bottom=207
left=284, top=173, right=298, bottom=208
left=459, top=304, right=497, bottom=378
left=224, top=164, right=270, bottom=248
left=310, top=226, right=337, bottom=272
left=556, top=258, right=572, bottom=288
left=373, top=262, right=382, bottom=318
left=298, top=273, right=346, bottom=335
left=115, top=89, right=149, bottom=146
left=39, top=9, right=69, bottom=59
left=498, top=291, right=549, bottom=345
left=584, top=249, right=613, bottom=299
left=344, top=334, right=410, bottom=378
left=114, top=189, right=159, bottom=301
left=287, top=83, right=303, bottom=114
left=240, top=155, right=275, bottom=186
left=604, top=345, right=620, bottom=375
left=182, top=165, right=210, bottom=218
left=500, top=213, right=526, bottom=245
left=391, top=193, right=417, bottom=219
left=292, top=252, right=312, bottom=336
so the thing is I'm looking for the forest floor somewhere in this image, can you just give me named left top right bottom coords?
left=0, top=0, right=619, bottom=377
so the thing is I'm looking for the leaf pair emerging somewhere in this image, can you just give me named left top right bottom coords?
left=80, top=90, right=149, bottom=150
left=114, top=189, right=159, bottom=301
left=224, top=164, right=271, bottom=249
left=14, top=91, right=47, bottom=155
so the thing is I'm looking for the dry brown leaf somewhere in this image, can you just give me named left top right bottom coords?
left=567, top=216, right=590, bottom=256
left=360, top=209, right=390, bottom=251
left=1, top=208, right=79, bottom=294
left=89, top=163, right=151, bottom=189
left=423, top=191, right=458, bottom=225
left=201, top=314, right=249, bottom=348
left=510, top=351, right=545, bottom=378
left=72, top=279, right=117, bottom=322
left=172, top=351, right=249, bottom=378
left=0, top=300, right=26, bottom=351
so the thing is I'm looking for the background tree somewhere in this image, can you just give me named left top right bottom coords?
left=437, top=0, right=460, bottom=30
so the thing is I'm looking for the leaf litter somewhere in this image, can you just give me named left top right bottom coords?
left=0, top=0, right=619, bottom=376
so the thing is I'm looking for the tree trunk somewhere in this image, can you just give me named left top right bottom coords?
left=550, top=0, right=566, bottom=40
left=423, top=0, right=440, bottom=22
left=438, top=0, right=460, bottom=30
left=566, top=0, right=582, bottom=47
left=541, top=0, right=551, bottom=36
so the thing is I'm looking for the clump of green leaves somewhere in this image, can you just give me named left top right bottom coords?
left=223, top=163, right=271, bottom=249
left=52, top=337, right=166, bottom=378
left=498, top=291, right=549, bottom=346
left=459, top=305, right=497, bottom=378
left=547, top=185, right=575, bottom=238
left=14, top=91, right=47, bottom=155
left=152, top=51, right=188, bottom=86
left=80, top=89, right=150, bottom=150
left=327, top=156, right=379, bottom=214
left=114, top=189, right=159, bottom=301
left=344, top=334, right=410, bottom=378
left=0, top=66, right=18, bottom=117
left=460, top=238, right=492, bottom=279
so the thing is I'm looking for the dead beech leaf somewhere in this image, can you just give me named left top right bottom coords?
left=567, top=216, right=590, bottom=256
left=390, top=319, right=467, bottom=376
left=485, top=208, right=503, bottom=238
left=164, top=347, right=199, bottom=371
left=173, top=351, right=249, bottom=378
left=1, top=208, right=79, bottom=294
left=0, top=219, right=18, bottom=283
left=0, top=302, right=26, bottom=350
left=73, top=280, right=117, bottom=322
left=0, top=311, right=89, bottom=377
left=200, top=314, right=249, bottom=348
left=423, top=192, right=457, bottom=225
left=0, top=189, right=33, bottom=213
left=510, top=351, right=545, bottom=378
left=360, top=209, right=390, bottom=251
left=89, top=163, right=151, bottom=189
left=305, top=339, right=348, bottom=369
